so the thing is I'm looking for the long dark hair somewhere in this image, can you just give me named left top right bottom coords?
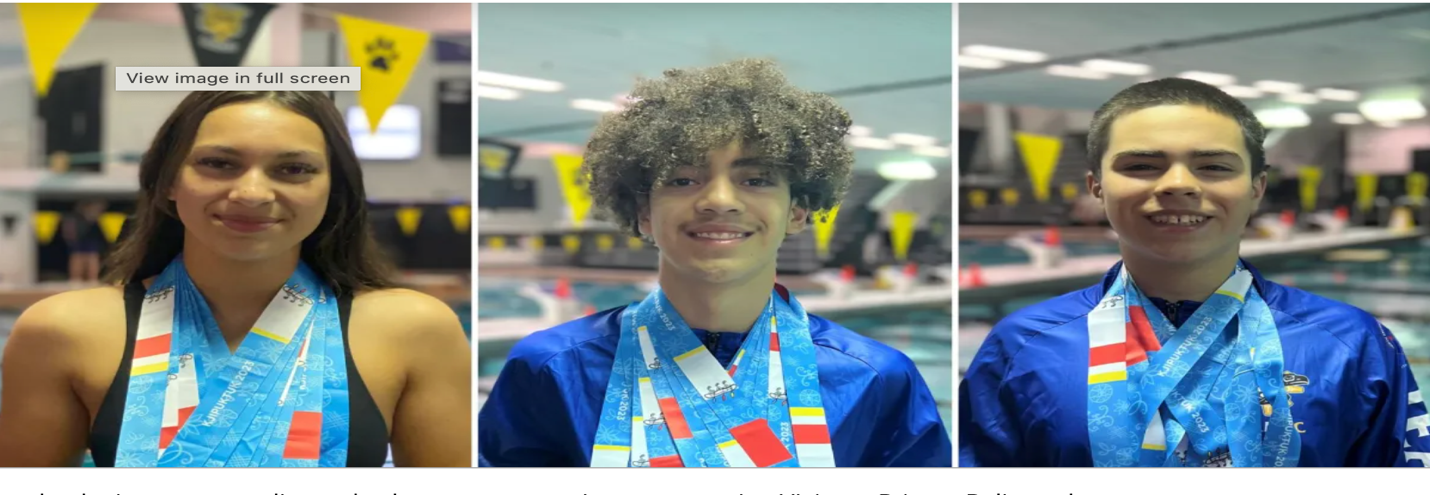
left=104, top=91, right=396, bottom=295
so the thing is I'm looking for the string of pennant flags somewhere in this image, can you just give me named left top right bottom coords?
left=17, top=3, right=430, bottom=134
left=30, top=205, right=471, bottom=246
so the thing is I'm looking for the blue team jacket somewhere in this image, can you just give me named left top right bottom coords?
left=960, top=261, right=1429, bottom=467
left=480, top=301, right=952, bottom=467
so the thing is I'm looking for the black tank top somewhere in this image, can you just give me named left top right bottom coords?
left=87, top=282, right=390, bottom=467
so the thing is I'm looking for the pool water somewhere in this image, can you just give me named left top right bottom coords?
left=476, top=279, right=954, bottom=435
left=958, top=238, right=1119, bottom=267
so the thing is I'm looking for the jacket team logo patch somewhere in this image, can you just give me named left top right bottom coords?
left=1260, top=371, right=1310, bottom=416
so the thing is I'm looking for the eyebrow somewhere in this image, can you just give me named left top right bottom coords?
left=1113, top=149, right=1242, bottom=161
left=192, top=144, right=322, bottom=160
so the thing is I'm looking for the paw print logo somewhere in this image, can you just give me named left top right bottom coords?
left=366, top=37, right=399, bottom=72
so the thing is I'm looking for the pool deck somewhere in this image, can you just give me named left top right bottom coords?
left=960, top=227, right=1426, bottom=304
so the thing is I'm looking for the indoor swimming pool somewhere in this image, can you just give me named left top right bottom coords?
left=476, top=278, right=954, bottom=435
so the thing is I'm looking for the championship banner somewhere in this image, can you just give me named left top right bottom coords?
left=968, top=189, right=988, bottom=210
left=1298, top=166, right=1322, bottom=213
left=1356, top=174, right=1378, bottom=213
left=396, top=206, right=422, bottom=237
left=178, top=3, right=275, bottom=67
left=17, top=3, right=98, bottom=97
left=811, top=205, right=841, bottom=258
left=33, top=211, right=61, bottom=245
left=1001, top=188, right=1021, bottom=207
left=1409, top=172, right=1428, bottom=203
left=1014, top=132, right=1062, bottom=203
left=335, top=14, right=430, bottom=133
left=889, top=211, right=917, bottom=262
left=448, top=204, right=471, bottom=234
left=552, top=154, right=594, bottom=228
left=98, top=212, right=126, bottom=243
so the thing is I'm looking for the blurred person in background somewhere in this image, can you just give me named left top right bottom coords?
left=0, top=91, right=471, bottom=467
left=961, top=79, right=1428, bottom=467
left=63, top=199, right=109, bottom=283
left=479, top=60, right=950, bottom=468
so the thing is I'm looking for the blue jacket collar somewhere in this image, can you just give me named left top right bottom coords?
left=1098, top=258, right=1271, bottom=299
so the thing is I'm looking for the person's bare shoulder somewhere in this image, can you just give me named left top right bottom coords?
left=7, top=287, right=127, bottom=382
left=350, top=288, right=464, bottom=339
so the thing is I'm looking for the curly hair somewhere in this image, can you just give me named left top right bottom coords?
left=582, top=59, right=855, bottom=236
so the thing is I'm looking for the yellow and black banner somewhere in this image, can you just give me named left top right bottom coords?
left=562, top=234, right=581, bottom=254
left=889, top=211, right=917, bottom=262
left=448, top=204, right=471, bottom=234
left=33, top=211, right=61, bottom=245
left=178, top=3, right=275, bottom=67
left=968, top=189, right=989, bottom=210
left=395, top=206, right=422, bottom=237
left=1408, top=172, right=1428, bottom=203
left=1356, top=174, right=1378, bottom=213
left=98, top=212, right=126, bottom=243
left=17, top=3, right=97, bottom=97
left=553, top=154, right=594, bottom=228
left=811, top=205, right=840, bottom=258
left=1001, top=188, right=1021, bottom=207
left=335, top=14, right=429, bottom=133
left=1015, top=132, right=1061, bottom=203
left=1298, top=166, right=1321, bottom=213
left=1060, top=182, right=1081, bottom=202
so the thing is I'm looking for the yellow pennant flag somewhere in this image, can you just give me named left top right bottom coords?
left=811, top=205, right=841, bottom=258
left=98, top=212, right=126, bottom=243
left=1015, top=132, right=1062, bottom=202
left=562, top=234, right=581, bottom=254
left=33, top=210, right=61, bottom=245
left=17, top=3, right=97, bottom=97
left=1409, top=172, right=1428, bottom=202
left=448, top=204, right=471, bottom=234
left=487, top=236, right=507, bottom=250
left=395, top=206, right=422, bottom=237
left=1298, top=166, right=1322, bottom=212
left=968, top=189, right=988, bottom=210
left=479, top=145, right=513, bottom=177
left=627, top=237, right=644, bottom=250
left=1001, top=188, right=1021, bottom=207
left=889, top=211, right=917, bottom=262
left=1356, top=174, right=1378, bottom=213
left=334, top=15, right=429, bottom=133
left=553, top=154, right=594, bottom=228
left=1061, top=183, right=1081, bottom=202
left=596, top=234, right=614, bottom=253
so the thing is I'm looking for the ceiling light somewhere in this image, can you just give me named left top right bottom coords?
left=475, top=85, right=519, bottom=100
left=1254, top=107, right=1311, bottom=129
left=1316, top=88, right=1360, bottom=102
left=1281, top=93, right=1320, bottom=105
left=1220, top=85, right=1263, bottom=98
left=1254, top=80, right=1303, bottom=94
left=1179, top=71, right=1236, bottom=86
left=913, top=146, right=951, bottom=158
left=1046, top=65, right=1109, bottom=80
left=1082, top=59, right=1151, bottom=76
left=848, top=126, right=873, bottom=137
left=1332, top=113, right=1365, bottom=125
left=877, top=160, right=938, bottom=181
left=889, top=133, right=939, bottom=147
left=1358, top=99, right=1427, bottom=122
left=1376, top=120, right=1402, bottom=128
left=958, top=56, right=1005, bottom=69
left=848, top=136, right=896, bottom=150
left=961, top=45, right=1048, bottom=63
left=571, top=99, right=621, bottom=113
left=476, top=71, right=564, bottom=92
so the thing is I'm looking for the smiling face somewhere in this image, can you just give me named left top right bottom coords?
left=1089, top=104, right=1266, bottom=267
left=168, top=100, right=331, bottom=262
left=640, top=141, right=810, bottom=286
